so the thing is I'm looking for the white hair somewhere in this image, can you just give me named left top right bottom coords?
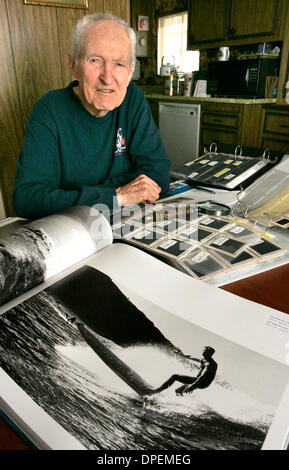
left=69, top=12, right=136, bottom=65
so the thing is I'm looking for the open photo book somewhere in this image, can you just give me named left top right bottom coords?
left=0, top=206, right=289, bottom=450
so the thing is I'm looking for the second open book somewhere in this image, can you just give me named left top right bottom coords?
left=0, top=205, right=288, bottom=450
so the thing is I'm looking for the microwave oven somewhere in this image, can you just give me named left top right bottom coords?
left=207, top=58, right=279, bottom=98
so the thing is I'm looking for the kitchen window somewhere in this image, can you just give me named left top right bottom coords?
left=157, top=11, right=199, bottom=75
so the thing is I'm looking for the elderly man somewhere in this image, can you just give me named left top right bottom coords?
left=13, top=13, right=171, bottom=219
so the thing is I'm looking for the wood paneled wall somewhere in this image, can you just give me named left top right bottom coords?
left=0, top=0, right=130, bottom=217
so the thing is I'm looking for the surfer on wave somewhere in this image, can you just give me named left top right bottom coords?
left=154, top=346, right=217, bottom=396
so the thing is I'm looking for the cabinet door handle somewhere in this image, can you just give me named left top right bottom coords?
left=212, top=118, right=222, bottom=122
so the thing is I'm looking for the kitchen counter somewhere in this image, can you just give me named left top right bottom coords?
left=141, top=84, right=279, bottom=150
left=143, top=93, right=277, bottom=105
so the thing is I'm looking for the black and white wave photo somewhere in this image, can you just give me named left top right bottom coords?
left=0, top=206, right=111, bottom=306
left=0, top=265, right=288, bottom=450
left=0, top=225, right=51, bottom=306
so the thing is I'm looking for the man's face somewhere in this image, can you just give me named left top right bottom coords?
left=69, top=20, right=134, bottom=117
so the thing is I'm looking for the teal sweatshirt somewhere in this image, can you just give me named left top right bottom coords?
left=13, top=81, right=171, bottom=219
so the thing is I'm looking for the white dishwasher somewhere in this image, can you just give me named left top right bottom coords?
left=158, top=102, right=201, bottom=171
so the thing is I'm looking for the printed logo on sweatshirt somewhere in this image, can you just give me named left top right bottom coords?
left=115, top=128, right=127, bottom=156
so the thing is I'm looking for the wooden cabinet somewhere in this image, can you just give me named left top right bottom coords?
left=201, top=104, right=240, bottom=149
left=262, top=105, right=289, bottom=152
left=229, top=0, right=280, bottom=40
left=187, top=0, right=228, bottom=47
left=188, top=0, right=286, bottom=49
left=200, top=102, right=263, bottom=151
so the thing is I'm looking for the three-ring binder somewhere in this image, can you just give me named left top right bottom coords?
left=170, top=143, right=277, bottom=190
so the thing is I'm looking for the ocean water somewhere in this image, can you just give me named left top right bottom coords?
left=0, top=227, right=50, bottom=305
left=0, top=289, right=271, bottom=450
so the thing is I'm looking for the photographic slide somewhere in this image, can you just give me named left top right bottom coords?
left=128, top=227, right=165, bottom=247
left=153, top=238, right=194, bottom=259
left=213, top=248, right=257, bottom=269
left=249, top=238, right=285, bottom=258
left=205, top=234, right=248, bottom=258
left=198, top=216, right=233, bottom=231
left=153, top=219, right=187, bottom=234
left=272, top=217, right=289, bottom=229
left=224, top=224, right=259, bottom=240
left=180, top=248, right=225, bottom=280
left=176, top=225, right=215, bottom=244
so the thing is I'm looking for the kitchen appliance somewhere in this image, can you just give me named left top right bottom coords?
left=207, top=57, right=279, bottom=98
left=160, top=55, right=175, bottom=76
left=159, top=102, right=201, bottom=171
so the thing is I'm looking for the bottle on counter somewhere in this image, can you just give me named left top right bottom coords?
left=183, top=73, right=193, bottom=96
left=164, top=75, right=172, bottom=95
left=177, top=72, right=185, bottom=95
left=164, top=72, right=176, bottom=96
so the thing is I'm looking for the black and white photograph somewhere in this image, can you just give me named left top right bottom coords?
left=2, top=0, right=289, bottom=451
left=0, top=264, right=288, bottom=450
left=0, top=223, right=51, bottom=307
left=0, top=207, right=111, bottom=307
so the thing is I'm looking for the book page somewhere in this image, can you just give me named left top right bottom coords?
left=88, top=244, right=289, bottom=450
left=0, top=206, right=112, bottom=306
left=1, top=243, right=287, bottom=450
